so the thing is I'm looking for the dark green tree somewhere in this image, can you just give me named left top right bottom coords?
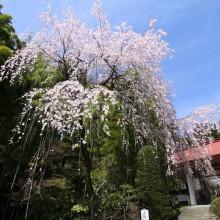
left=0, top=5, right=25, bottom=218
left=0, top=4, right=24, bottom=65
left=135, top=145, right=174, bottom=220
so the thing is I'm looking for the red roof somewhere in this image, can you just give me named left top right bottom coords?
left=174, top=140, right=220, bottom=163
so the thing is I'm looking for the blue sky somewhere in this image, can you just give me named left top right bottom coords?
left=1, top=0, right=220, bottom=118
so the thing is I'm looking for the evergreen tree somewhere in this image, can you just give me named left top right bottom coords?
left=135, top=145, right=174, bottom=220
left=0, top=4, right=23, bottom=65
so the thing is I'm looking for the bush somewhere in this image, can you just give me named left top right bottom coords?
left=209, top=197, right=220, bottom=219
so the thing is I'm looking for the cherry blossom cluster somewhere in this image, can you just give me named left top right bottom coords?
left=16, top=80, right=116, bottom=141
left=0, top=1, right=174, bottom=141
left=176, top=104, right=219, bottom=147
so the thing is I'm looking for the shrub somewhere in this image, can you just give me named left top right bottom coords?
left=209, top=197, right=220, bottom=219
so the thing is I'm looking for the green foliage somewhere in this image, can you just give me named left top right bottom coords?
left=101, top=184, right=139, bottom=219
left=0, top=5, right=24, bottom=52
left=23, top=141, right=88, bottom=220
left=71, top=204, right=89, bottom=214
left=45, top=177, right=67, bottom=190
left=0, top=45, right=12, bottom=65
left=209, top=197, right=220, bottom=219
left=101, top=184, right=134, bottom=211
left=27, top=187, right=75, bottom=220
left=83, top=102, right=141, bottom=218
left=135, top=145, right=175, bottom=220
left=211, top=124, right=220, bottom=140
left=23, top=56, right=63, bottom=88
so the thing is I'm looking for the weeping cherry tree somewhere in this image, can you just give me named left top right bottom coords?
left=0, top=1, right=219, bottom=219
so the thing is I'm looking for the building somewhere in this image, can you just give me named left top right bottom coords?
left=174, top=140, right=220, bottom=205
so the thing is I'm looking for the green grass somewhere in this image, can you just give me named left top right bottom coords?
left=178, top=206, right=188, bottom=212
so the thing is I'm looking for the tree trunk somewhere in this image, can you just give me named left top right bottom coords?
left=80, top=122, right=100, bottom=220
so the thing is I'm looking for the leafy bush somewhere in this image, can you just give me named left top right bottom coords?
left=209, top=197, right=220, bottom=219
left=71, top=204, right=89, bottom=214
